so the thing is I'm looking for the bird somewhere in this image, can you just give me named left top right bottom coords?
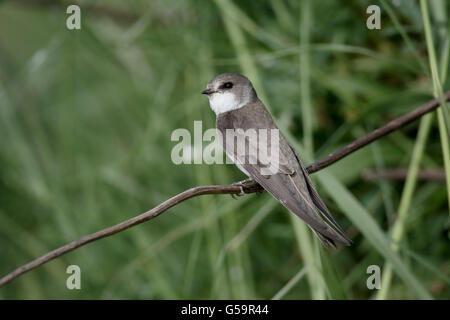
left=202, top=72, right=351, bottom=248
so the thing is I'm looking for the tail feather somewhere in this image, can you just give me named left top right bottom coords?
left=290, top=146, right=352, bottom=247
left=310, top=228, right=337, bottom=249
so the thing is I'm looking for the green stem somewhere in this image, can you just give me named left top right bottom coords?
left=437, top=109, right=450, bottom=210
left=421, top=0, right=450, bottom=138
left=376, top=113, right=434, bottom=299
left=422, top=0, right=450, bottom=212
left=300, top=0, right=313, bottom=153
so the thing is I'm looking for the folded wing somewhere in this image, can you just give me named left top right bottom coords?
left=218, top=101, right=351, bottom=247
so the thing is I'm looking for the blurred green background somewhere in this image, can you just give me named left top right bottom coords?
left=0, top=0, right=449, bottom=299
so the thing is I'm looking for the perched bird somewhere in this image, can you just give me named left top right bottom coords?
left=202, top=72, right=351, bottom=248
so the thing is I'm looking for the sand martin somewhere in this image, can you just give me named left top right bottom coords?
left=202, top=72, right=350, bottom=247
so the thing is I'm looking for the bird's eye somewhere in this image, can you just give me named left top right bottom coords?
left=222, top=82, right=233, bottom=89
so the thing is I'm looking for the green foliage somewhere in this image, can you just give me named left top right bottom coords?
left=0, top=0, right=448, bottom=299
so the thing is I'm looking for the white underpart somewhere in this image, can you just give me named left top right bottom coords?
left=208, top=91, right=250, bottom=175
left=208, top=92, right=247, bottom=115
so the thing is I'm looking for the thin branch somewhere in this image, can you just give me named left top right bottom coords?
left=306, top=91, right=450, bottom=173
left=0, top=93, right=449, bottom=288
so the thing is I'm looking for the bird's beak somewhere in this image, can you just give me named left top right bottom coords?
left=201, top=89, right=214, bottom=95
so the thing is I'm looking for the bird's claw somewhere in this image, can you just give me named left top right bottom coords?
left=231, top=185, right=245, bottom=200
left=230, top=178, right=253, bottom=200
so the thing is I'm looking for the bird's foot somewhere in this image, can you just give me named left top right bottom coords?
left=230, top=178, right=254, bottom=200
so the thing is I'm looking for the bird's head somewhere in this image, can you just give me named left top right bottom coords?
left=202, top=73, right=256, bottom=115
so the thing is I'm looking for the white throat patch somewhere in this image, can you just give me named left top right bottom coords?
left=208, top=92, right=247, bottom=115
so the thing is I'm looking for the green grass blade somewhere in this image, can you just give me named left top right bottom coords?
left=283, top=133, right=433, bottom=300
left=429, top=0, right=450, bottom=211
left=379, top=0, right=429, bottom=75
left=316, top=169, right=433, bottom=300
left=320, top=249, right=347, bottom=300
left=376, top=113, right=434, bottom=299
left=300, top=0, right=313, bottom=153
left=271, top=266, right=308, bottom=300
left=437, top=109, right=450, bottom=210
left=422, top=0, right=450, bottom=210
left=421, top=0, right=450, bottom=138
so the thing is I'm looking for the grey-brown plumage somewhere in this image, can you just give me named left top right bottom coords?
left=202, top=73, right=351, bottom=247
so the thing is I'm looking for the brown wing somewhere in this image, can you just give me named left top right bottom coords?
left=217, top=100, right=350, bottom=247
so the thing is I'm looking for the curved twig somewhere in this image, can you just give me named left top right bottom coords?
left=0, top=93, right=448, bottom=287
left=306, top=91, right=450, bottom=173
